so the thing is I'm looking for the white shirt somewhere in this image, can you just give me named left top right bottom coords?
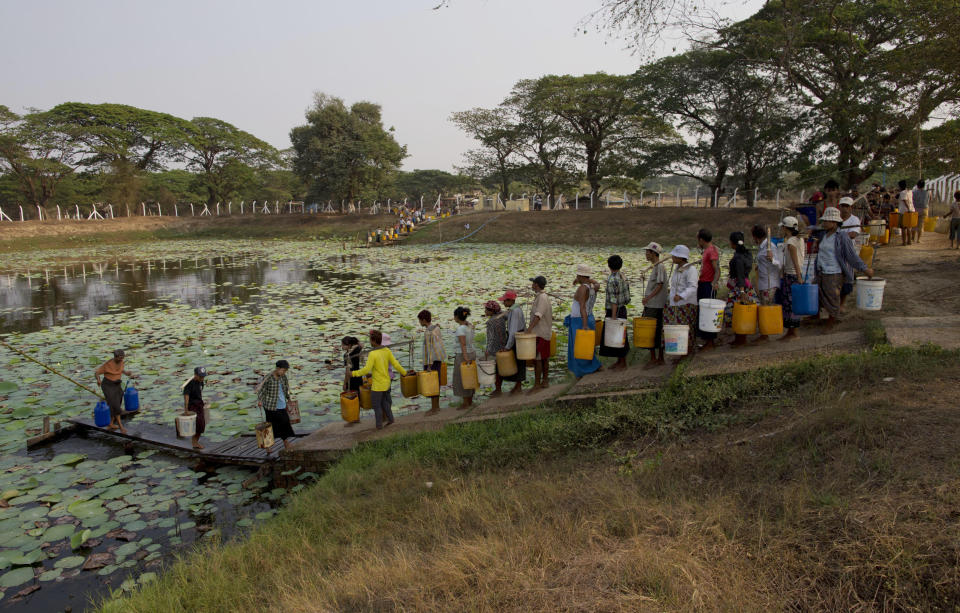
left=668, top=264, right=699, bottom=306
left=897, top=189, right=915, bottom=214
left=756, top=239, right=783, bottom=291
left=840, top=214, right=861, bottom=238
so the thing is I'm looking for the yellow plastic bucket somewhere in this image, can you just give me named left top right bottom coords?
left=359, top=385, right=372, bottom=410
left=417, top=370, right=440, bottom=397
left=460, top=360, right=479, bottom=390
left=550, top=331, right=557, bottom=357
left=400, top=372, right=419, bottom=398
left=924, top=216, right=937, bottom=232
left=340, top=392, right=360, bottom=422
left=758, top=305, right=784, bottom=335
left=515, top=333, right=537, bottom=360
left=902, top=211, right=918, bottom=228
left=439, top=361, right=447, bottom=386
left=732, top=303, right=758, bottom=335
left=878, top=229, right=889, bottom=245
left=495, top=350, right=518, bottom=376
left=888, top=212, right=900, bottom=229
left=632, top=317, right=657, bottom=348
left=859, top=243, right=874, bottom=267
left=574, top=328, right=595, bottom=360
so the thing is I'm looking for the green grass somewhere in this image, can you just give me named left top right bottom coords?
left=97, top=345, right=958, bottom=612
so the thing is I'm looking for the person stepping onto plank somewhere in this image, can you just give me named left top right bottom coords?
left=94, top=349, right=136, bottom=434
left=182, top=367, right=207, bottom=449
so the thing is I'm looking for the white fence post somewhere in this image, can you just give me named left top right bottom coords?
left=754, top=187, right=759, bottom=206
left=142, top=202, right=146, bottom=216
left=228, top=201, right=232, bottom=215
left=216, top=202, right=220, bottom=216
left=776, top=189, right=781, bottom=209
left=676, top=187, right=680, bottom=207
left=56, top=205, right=62, bottom=220
left=19, top=205, right=24, bottom=221
left=694, top=186, right=699, bottom=207
left=590, top=191, right=594, bottom=209
left=575, top=192, right=579, bottom=210
left=75, top=204, right=80, bottom=219
left=107, top=204, right=114, bottom=218
left=713, top=188, right=719, bottom=208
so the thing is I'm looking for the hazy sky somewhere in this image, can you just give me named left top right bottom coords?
left=0, top=0, right=760, bottom=172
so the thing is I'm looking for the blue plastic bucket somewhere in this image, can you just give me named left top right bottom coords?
left=123, top=385, right=139, bottom=412
left=94, top=401, right=111, bottom=427
left=771, top=237, right=783, bottom=246
left=791, top=283, right=819, bottom=316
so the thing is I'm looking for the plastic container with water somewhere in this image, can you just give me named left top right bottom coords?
left=94, top=401, right=111, bottom=427
left=663, top=325, right=689, bottom=356
left=123, top=384, right=139, bottom=412
left=856, top=278, right=886, bottom=310
left=698, top=299, right=725, bottom=333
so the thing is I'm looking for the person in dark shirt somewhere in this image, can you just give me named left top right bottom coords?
left=183, top=367, right=207, bottom=449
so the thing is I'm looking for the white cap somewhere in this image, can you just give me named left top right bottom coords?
left=839, top=196, right=855, bottom=206
left=641, top=242, right=663, bottom=255
left=670, top=245, right=690, bottom=260
left=779, top=216, right=800, bottom=230
left=821, top=207, right=843, bottom=222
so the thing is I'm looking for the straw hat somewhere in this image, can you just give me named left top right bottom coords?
left=669, top=245, right=690, bottom=260
left=641, top=242, right=663, bottom=254
left=575, top=264, right=592, bottom=277
left=821, top=207, right=843, bottom=223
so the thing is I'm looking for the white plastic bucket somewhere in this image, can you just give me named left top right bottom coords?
left=476, top=359, right=496, bottom=387
left=697, top=299, right=725, bottom=333
left=603, top=318, right=627, bottom=348
left=515, top=333, right=536, bottom=360
left=868, top=220, right=886, bottom=240
left=856, top=278, right=886, bottom=311
left=175, top=413, right=197, bottom=437
left=663, top=325, right=689, bottom=356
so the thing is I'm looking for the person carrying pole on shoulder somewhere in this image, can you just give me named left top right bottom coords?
left=94, top=349, right=135, bottom=433
left=183, top=367, right=207, bottom=449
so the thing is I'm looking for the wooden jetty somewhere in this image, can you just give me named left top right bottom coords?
left=68, top=418, right=299, bottom=466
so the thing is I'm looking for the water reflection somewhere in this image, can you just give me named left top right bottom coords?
left=0, top=256, right=384, bottom=334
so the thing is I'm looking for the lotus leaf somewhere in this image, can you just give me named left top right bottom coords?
left=8, top=549, right=44, bottom=565
left=54, top=555, right=85, bottom=569
left=67, top=500, right=104, bottom=519
left=41, top=524, right=75, bottom=543
left=114, top=542, right=140, bottom=558
left=39, top=567, right=63, bottom=581
left=0, top=382, right=18, bottom=393
left=70, top=529, right=92, bottom=549
left=0, top=566, right=35, bottom=588
left=50, top=453, right=86, bottom=466
left=97, top=564, right=117, bottom=576
left=123, top=520, right=147, bottom=532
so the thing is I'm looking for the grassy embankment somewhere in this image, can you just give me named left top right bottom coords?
left=404, top=207, right=783, bottom=249
left=101, top=337, right=960, bottom=611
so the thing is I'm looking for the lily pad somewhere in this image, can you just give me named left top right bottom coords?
left=70, top=529, right=92, bottom=550
left=0, top=566, right=35, bottom=588
left=67, top=499, right=104, bottom=519
left=42, top=524, right=76, bottom=542
left=53, top=555, right=85, bottom=569
left=0, top=382, right=18, bottom=393
left=39, top=567, right=62, bottom=581
left=50, top=453, right=87, bottom=466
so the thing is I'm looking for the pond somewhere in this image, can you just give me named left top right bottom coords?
left=0, top=239, right=671, bottom=610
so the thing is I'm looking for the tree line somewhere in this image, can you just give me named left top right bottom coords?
left=0, top=97, right=476, bottom=213
left=453, top=0, right=960, bottom=206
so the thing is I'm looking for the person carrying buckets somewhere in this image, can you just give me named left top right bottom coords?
left=724, top=231, right=758, bottom=348
left=664, top=245, right=699, bottom=364
left=814, top=207, right=874, bottom=332
left=417, top=310, right=446, bottom=415
left=350, top=330, right=407, bottom=429
left=565, top=265, right=603, bottom=378
left=182, top=367, right=207, bottom=449
left=94, top=349, right=136, bottom=434
left=451, top=307, right=477, bottom=410
left=341, top=336, right=364, bottom=426
left=696, top=229, right=721, bottom=352
left=778, top=216, right=807, bottom=341
left=599, top=255, right=631, bottom=370
left=256, top=360, right=297, bottom=450
left=525, top=275, right=553, bottom=391
left=500, top=291, right=527, bottom=395
left=640, top=242, right=667, bottom=368
left=751, top=225, right=782, bottom=344
left=482, top=300, right=508, bottom=397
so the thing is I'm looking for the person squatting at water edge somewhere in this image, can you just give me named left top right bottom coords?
left=94, top=349, right=136, bottom=434
left=256, top=359, right=297, bottom=450
left=350, top=329, right=407, bottom=429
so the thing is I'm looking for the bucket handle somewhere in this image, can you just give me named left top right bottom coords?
left=477, top=360, right=496, bottom=376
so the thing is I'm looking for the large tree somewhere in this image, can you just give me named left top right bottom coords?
left=724, top=0, right=960, bottom=189
left=532, top=73, right=673, bottom=196
left=449, top=107, right=521, bottom=205
left=634, top=49, right=807, bottom=205
left=393, top=169, right=476, bottom=202
left=504, top=79, right=581, bottom=204
left=183, top=117, right=280, bottom=206
left=290, top=93, right=406, bottom=203
left=0, top=105, right=84, bottom=208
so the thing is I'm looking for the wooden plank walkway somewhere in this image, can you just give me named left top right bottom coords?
left=68, top=418, right=299, bottom=466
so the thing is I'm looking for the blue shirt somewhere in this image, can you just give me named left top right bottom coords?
left=817, top=233, right=842, bottom=274
left=276, top=384, right=287, bottom=410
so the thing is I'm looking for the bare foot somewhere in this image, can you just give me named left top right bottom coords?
left=118, top=427, right=128, bottom=434
left=489, top=390, right=502, bottom=398
left=424, top=408, right=439, bottom=415
left=192, top=443, right=204, bottom=450
left=750, top=335, right=769, bottom=345
left=510, top=386, right=524, bottom=395
left=106, top=425, right=118, bottom=431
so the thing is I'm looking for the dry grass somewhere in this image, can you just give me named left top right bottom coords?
left=101, top=350, right=960, bottom=612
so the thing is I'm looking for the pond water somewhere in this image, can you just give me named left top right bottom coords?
left=0, top=239, right=669, bottom=610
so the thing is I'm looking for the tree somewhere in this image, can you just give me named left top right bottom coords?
left=633, top=49, right=807, bottom=205
left=724, top=0, right=960, bottom=189
left=450, top=107, right=521, bottom=205
left=182, top=117, right=280, bottom=206
left=0, top=105, right=83, bottom=208
left=41, top=102, right=190, bottom=171
left=393, top=169, right=476, bottom=203
left=504, top=80, right=581, bottom=204
left=532, top=73, right=673, bottom=197
left=290, top=93, right=406, bottom=203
